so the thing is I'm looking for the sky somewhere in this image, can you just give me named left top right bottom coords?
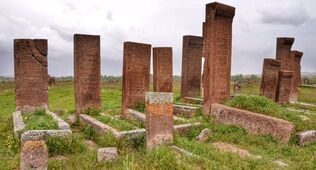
left=0, top=0, right=315, bottom=77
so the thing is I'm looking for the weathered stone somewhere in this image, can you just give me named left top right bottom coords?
left=21, top=130, right=72, bottom=142
left=14, top=39, right=48, bottom=112
left=146, top=92, right=173, bottom=149
left=289, top=51, right=303, bottom=102
left=12, top=111, right=25, bottom=138
left=79, top=114, right=118, bottom=134
left=20, top=140, right=48, bottom=170
left=212, top=142, right=262, bottom=159
left=274, top=160, right=288, bottom=167
left=48, top=76, right=56, bottom=87
left=173, top=122, right=201, bottom=134
left=173, top=104, right=198, bottom=118
left=211, top=104, right=294, bottom=143
left=276, top=71, right=293, bottom=104
left=276, top=37, right=295, bottom=69
left=297, top=130, right=316, bottom=146
left=203, top=2, right=235, bottom=115
left=153, top=47, right=173, bottom=92
left=74, top=34, right=101, bottom=115
left=183, top=97, right=203, bottom=105
left=128, top=109, right=184, bottom=122
left=180, top=35, right=203, bottom=98
left=196, top=128, right=211, bottom=142
left=66, top=115, right=78, bottom=125
left=84, top=140, right=97, bottom=150
left=122, top=41, right=151, bottom=118
left=97, top=147, right=118, bottom=162
left=260, top=59, right=281, bottom=101
left=46, top=111, right=70, bottom=130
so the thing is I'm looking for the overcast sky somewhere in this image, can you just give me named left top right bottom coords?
left=0, top=0, right=315, bottom=77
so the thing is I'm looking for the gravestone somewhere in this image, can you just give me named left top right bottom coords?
left=20, top=140, right=48, bottom=170
left=49, top=77, right=56, bottom=87
left=146, top=92, right=173, bottom=149
left=122, top=42, right=151, bottom=118
left=276, top=70, right=293, bottom=104
left=153, top=47, right=173, bottom=92
left=276, top=37, right=294, bottom=70
left=260, top=59, right=281, bottom=101
left=14, top=39, right=48, bottom=112
left=180, top=35, right=203, bottom=98
left=289, top=51, right=303, bottom=102
left=74, top=34, right=101, bottom=114
left=203, top=2, right=235, bottom=114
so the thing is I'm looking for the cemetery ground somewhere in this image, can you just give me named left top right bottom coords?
left=1, top=81, right=316, bottom=169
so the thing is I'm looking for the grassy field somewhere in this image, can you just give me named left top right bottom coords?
left=0, top=81, right=316, bottom=169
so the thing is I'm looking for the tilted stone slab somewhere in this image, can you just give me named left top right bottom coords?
left=211, top=103, right=294, bottom=143
left=127, top=109, right=186, bottom=122
left=173, top=104, right=198, bottom=118
left=183, top=97, right=203, bottom=105
left=21, top=130, right=72, bottom=142
left=297, top=130, right=316, bottom=146
left=13, top=111, right=26, bottom=138
left=79, top=114, right=118, bottom=134
left=47, top=111, right=70, bottom=130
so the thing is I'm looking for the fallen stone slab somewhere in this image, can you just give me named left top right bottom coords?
left=211, top=104, right=295, bottom=143
left=285, top=108, right=312, bottom=115
left=128, top=109, right=186, bottom=122
left=98, top=147, right=118, bottom=162
left=20, top=140, right=48, bottom=170
left=297, top=130, right=316, bottom=146
left=171, top=145, right=202, bottom=159
left=196, top=128, right=211, bottom=142
left=21, top=130, right=72, bottom=142
left=212, top=142, right=262, bottom=159
left=79, top=114, right=118, bottom=134
left=47, top=111, right=70, bottom=130
left=291, top=102, right=316, bottom=108
left=12, top=111, right=26, bottom=138
left=173, top=104, right=199, bottom=118
left=299, top=115, right=310, bottom=121
left=273, top=160, right=288, bottom=167
left=174, top=122, right=202, bottom=134
left=183, top=97, right=203, bottom=105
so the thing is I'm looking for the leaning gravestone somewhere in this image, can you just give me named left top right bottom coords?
left=14, top=39, right=48, bottom=112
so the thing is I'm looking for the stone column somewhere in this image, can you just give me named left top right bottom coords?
left=153, top=47, right=173, bottom=92
left=74, top=34, right=101, bottom=115
left=145, top=92, right=173, bottom=149
left=14, top=39, right=48, bottom=112
left=122, top=42, right=151, bottom=118
left=289, top=51, right=303, bottom=102
left=180, top=35, right=203, bottom=99
left=276, top=37, right=295, bottom=70
left=260, top=59, right=281, bottom=101
left=276, top=71, right=293, bottom=104
left=203, top=2, right=235, bottom=114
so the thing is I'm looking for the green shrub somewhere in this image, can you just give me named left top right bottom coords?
left=23, top=110, right=58, bottom=130
left=82, top=125, right=96, bottom=140
left=47, top=136, right=86, bottom=156
left=134, top=103, right=146, bottom=113
left=83, top=108, right=101, bottom=116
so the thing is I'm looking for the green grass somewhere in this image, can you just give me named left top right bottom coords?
left=22, top=109, right=59, bottom=130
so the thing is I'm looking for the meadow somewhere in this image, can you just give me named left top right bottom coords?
left=0, top=80, right=316, bottom=169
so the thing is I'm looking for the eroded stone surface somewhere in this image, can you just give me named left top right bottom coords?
left=276, top=37, right=295, bottom=69
left=47, top=111, right=70, bottom=130
left=289, top=51, right=303, bottom=102
left=196, top=128, right=211, bottom=142
left=13, top=110, right=25, bottom=138
left=260, top=59, right=281, bottom=101
left=173, top=104, right=198, bottom=118
left=276, top=71, right=293, bottom=104
left=153, top=47, right=173, bottom=92
left=79, top=114, right=118, bottom=134
left=20, top=140, right=48, bottom=170
left=97, top=147, right=118, bottom=162
left=14, top=39, right=48, bottom=112
left=146, top=92, right=173, bottom=149
left=203, top=2, right=235, bottom=115
left=122, top=41, right=151, bottom=118
left=211, top=104, right=294, bottom=143
left=21, top=130, right=72, bottom=142
left=212, top=142, right=262, bottom=159
left=74, top=34, right=101, bottom=115
left=180, top=35, right=203, bottom=98
left=297, top=130, right=316, bottom=146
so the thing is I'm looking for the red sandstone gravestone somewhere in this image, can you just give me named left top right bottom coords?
left=289, top=51, right=303, bottom=102
left=180, top=35, right=203, bottom=99
left=203, top=2, right=235, bottom=115
left=153, top=47, right=173, bottom=92
left=74, top=34, right=101, bottom=115
left=276, top=37, right=295, bottom=70
left=276, top=71, right=293, bottom=104
left=145, top=92, right=173, bottom=149
left=122, top=42, right=151, bottom=118
left=14, top=39, right=48, bottom=112
left=260, top=59, right=281, bottom=101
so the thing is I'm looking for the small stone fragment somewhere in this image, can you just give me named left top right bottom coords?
left=20, top=140, right=48, bottom=170
left=274, top=160, right=288, bottom=167
left=196, top=128, right=211, bottom=142
left=66, top=115, right=77, bottom=125
left=297, top=130, right=316, bottom=146
left=97, top=147, right=118, bottom=162
left=212, top=142, right=262, bottom=159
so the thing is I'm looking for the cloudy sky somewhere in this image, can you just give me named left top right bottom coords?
left=0, top=0, right=315, bottom=77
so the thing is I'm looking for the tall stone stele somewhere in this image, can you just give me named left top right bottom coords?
left=74, top=34, right=101, bottom=115
left=14, top=39, right=48, bottom=112
left=153, top=47, right=173, bottom=92
left=180, top=35, right=203, bottom=98
left=276, top=70, right=293, bottom=104
left=121, top=42, right=151, bottom=118
left=145, top=92, right=173, bottom=149
left=203, top=2, right=235, bottom=114
left=260, top=59, right=281, bottom=101
left=276, top=37, right=295, bottom=70
left=289, top=51, right=303, bottom=102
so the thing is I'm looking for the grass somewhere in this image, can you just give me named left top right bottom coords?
left=1, top=81, right=316, bottom=169
left=22, top=109, right=59, bottom=130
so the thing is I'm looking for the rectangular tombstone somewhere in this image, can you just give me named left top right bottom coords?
left=259, top=59, right=281, bottom=101
left=203, top=2, right=235, bottom=114
left=145, top=92, right=173, bottom=149
left=74, top=34, right=101, bottom=114
left=180, top=35, right=203, bottom=98
left=211, top=103, right=294, bottom=143
left=276, top=71, right=293, bottom=104
left=276, top=37, right=295, bottom=70
left=14, top=39, right=48, bottom=112
left=49, top=77, right=56, bottom=87
left=289, top=51, right=303, bottom=102
left=122, top=42, right=151, bottom=118
left=153, top=47, right=173, bottom=92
